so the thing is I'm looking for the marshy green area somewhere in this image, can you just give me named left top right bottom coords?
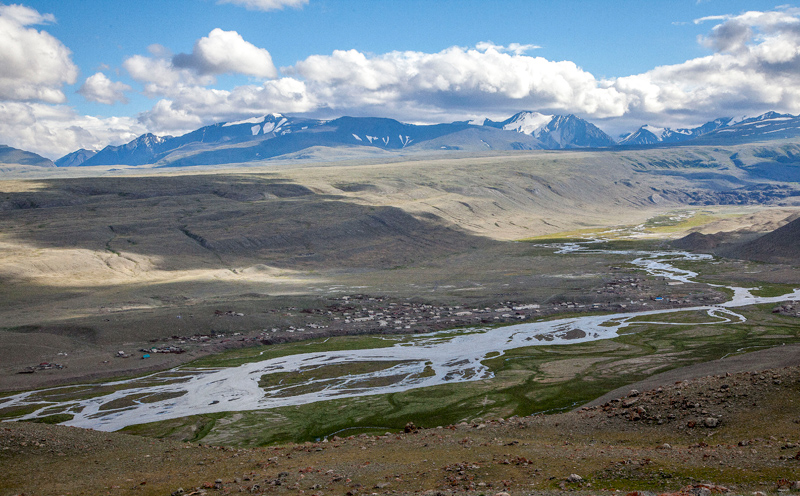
left=119, top=302, right=800, bottom=446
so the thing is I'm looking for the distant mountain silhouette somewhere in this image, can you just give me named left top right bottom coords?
left=0, top=144, right=54, bottom=167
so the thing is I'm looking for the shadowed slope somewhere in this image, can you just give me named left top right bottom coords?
left=723, top=216, right=800, bottom=263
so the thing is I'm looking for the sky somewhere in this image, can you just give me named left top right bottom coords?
left=2, top=0, right=800, bottom=159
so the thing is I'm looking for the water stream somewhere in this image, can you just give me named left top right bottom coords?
left=2, top=244, right=798, bottom=432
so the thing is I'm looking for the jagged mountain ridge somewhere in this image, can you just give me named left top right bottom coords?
left=617, top=112, right=800, bottom=147
left=690, top=111, right=800, bottom=145
left=54, top=110, right=800, bottom=167
left=483, top=111, right=617, bottom=148
left=60, top=113, right=603, bottom=167
left=617, top=118, right=732, bottom=146
left=157, top=117, right=545, bottom=168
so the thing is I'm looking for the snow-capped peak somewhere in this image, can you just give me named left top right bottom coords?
left=641, top=125, right=667, bottom=138
left=128, top=133, right=170, bottom=148
left=502, top=111, right=554, bottom=135
left=469, top=117, right=487, bottom=126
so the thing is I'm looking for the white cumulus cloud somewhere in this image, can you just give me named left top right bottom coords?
left=137, top=78, right=315, bottom=134
left=216, top=0, right=308, bottom=12
left=124, top=54, right=215, bottom=96
left=172, top=28, right=277, bottom=78
left=78, top=73, right=132, bottom=105
left=608, top=7, right=800, bottom=129
left=0, top=102, right=146, bottom=159
left=0, top=4, right=78, bottom=103
left=289, top=44, right=629, bottom=120
left=123, top=29, right=277, bottom=98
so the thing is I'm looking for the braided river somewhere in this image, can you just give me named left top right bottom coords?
left=3, top=243, right=799, bottom=432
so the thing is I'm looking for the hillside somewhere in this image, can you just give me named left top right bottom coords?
left=0, top=145, right=54, bottom=167
left=672, top=210, right=800, bottom=264
left=722, top=216, right=800, bottom=263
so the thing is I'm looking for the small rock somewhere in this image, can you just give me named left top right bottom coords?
left=658, top=443, right=672, bottom=450
left=494, top=492, right=511, bottom=496
left=629, top=389, right=640, bottom=397
left=622, top=397, right=639, bottom=408
left=704, top=417, right=719, bottom=428
left=567, top=473, right=583, bottom=483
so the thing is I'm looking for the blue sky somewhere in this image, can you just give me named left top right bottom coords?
left=1, top=0, right=799, bottom=158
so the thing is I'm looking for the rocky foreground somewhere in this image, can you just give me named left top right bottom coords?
left=2, top=364, right=800, bottom=496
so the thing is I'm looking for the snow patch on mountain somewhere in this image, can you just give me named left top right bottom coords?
left=642, top=125, right=666, bottom=138
left=223, top=115, right=269, bottom=127
left=502, top=112, right=554, bottom=135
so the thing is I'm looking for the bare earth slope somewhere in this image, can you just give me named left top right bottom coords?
left=722, top=216, right=800, bottom=264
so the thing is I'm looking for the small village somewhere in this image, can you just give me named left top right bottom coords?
left=128, top=274, right=729, bottom=361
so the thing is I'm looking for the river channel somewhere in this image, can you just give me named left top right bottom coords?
left=2, top=243, right=799, bottom=432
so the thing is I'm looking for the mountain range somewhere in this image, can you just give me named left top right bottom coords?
left=4, top=110, right=800, bottom=168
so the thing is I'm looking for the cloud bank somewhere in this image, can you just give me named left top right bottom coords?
left=6, top=5, right=800, bottom=159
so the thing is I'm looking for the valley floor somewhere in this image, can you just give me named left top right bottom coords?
left=3, top=148, right=800, bottom=494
